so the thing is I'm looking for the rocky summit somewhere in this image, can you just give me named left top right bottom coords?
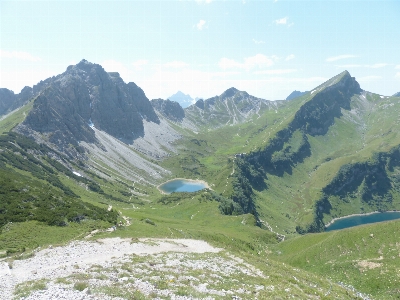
left=16, top=59, right=159, bottom=157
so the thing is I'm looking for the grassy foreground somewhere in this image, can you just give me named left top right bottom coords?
left=270, top=219, right=400, bottom=299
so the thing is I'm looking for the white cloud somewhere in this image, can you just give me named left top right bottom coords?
left=252, top=39, right=265, bottom=45
left=195, top=0, right=212, bottom=3
left=275, top=17, right=288, bottom=25
left=326, top=54, right=357, bottom=62
left=131, top=59, right=148, bottom=71
left=254, top=69, right=297, bottom=75
left=219, top=54, right=276, bottom=71
left=369, top=63, right=388, bottom=68
left=196, top=20, right=206, bottom=30
left=0, top=50, right=41, bottom=62
left=0, top=68, right=57, bottom=92
left=337, top=63, right=387, bottom=69
left=395, top=65, right=400, bottom=70
left=163, top=61, right=188, bottom=68
left=357, top=75, right=382, bottom=82
left=395, top=72, right=400, bottom=79
left=285, top=54, right=295, bottom=61
left=336, top=64, right=362, bottom=68
left=219, top=57, right=243, bottom=69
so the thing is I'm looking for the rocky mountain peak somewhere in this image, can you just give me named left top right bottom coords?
left=16, top=59, right=160, bottom=157
left=220, top=87, right=239, bottom=99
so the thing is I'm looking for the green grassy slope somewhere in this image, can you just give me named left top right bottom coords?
left=160, top=71, right=400, bottom=237
left=270, top=219, right=400, bottom=299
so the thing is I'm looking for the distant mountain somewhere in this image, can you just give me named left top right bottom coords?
left=285, top=90, right=307, bottom=101
left=168, top=91, right=194, bottom=108
left=184, top=87, right=283, bottom=129
left=0, top=87, right=36, bottom=116
left=393, top=92, right=400, bottom=97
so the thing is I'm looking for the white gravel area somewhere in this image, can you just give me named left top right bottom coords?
left=0, top=238, right=223, bottom=300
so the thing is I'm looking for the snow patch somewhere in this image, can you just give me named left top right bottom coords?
left=72, top=171, right=82, bottom=177
left=311, top=90, right=316, bottom=94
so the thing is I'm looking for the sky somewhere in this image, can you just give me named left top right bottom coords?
left=1, top=0, right=399, bottom=101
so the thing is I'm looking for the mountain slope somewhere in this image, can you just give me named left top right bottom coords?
left=184, top=87, right=284, bottom=129
left=213, top=71, right=400, bottom=235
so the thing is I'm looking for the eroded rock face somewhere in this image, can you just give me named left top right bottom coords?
left=151, top=98, right=185, bottom=122
left=17, top=59, right=159, bottom=153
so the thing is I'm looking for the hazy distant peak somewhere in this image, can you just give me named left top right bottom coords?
left=168, top=91, right=194, bottom=108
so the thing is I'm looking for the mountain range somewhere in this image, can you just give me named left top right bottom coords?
left=1, top=59, right=400, bottom=298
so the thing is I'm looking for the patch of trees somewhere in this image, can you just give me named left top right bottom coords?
left=0, top=168, right=118, bottom=227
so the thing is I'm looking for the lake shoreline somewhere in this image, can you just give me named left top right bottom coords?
left=157, top=178, right=210, bottom=195
left=324, top=210, right=400, bottom=228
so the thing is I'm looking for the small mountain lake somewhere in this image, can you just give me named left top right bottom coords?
left=325, top=211, right=400, bottom=231
left=158, top=179, right=208, bottom=194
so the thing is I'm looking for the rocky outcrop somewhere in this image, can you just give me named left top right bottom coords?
left=393, top=92, right=400, bottom=97
left=16, top=59, right=160, bottom=155
left=151, top=98, right=185, bottom=122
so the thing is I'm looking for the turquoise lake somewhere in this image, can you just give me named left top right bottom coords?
left=158, top=179, right=207, bottom=194
left=325, top=211, right=400, bottom=231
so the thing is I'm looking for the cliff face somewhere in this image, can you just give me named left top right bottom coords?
left=151, top=98, right=185, bottom=122
left=17, top=59, right=159, bottom=154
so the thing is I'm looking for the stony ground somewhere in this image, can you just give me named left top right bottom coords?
left=0, top=238, right=272, bottom=300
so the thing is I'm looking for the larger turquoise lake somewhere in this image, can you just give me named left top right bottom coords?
left=325, top=211, right=400, bottom=231
left=158, top=179, right=208, bottom=194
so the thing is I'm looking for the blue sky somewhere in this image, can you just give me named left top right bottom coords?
left=1, top=0, right=399, bottom=100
